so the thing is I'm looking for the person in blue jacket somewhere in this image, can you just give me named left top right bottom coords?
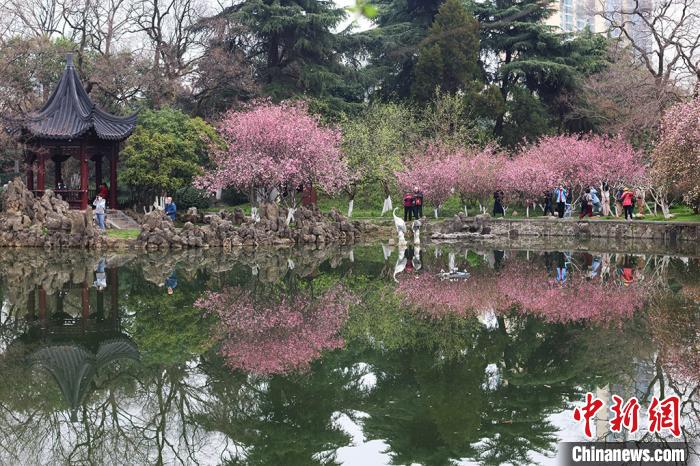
left=164, top=196, right=177, bottom=221
left=553, top=185, right=567, bottom=218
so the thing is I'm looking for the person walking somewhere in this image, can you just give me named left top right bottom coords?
left=601, top=183, right=611, bottom=216
left=402, top=191, right=414, bottom=221
left=579, top=188, right=593, bottom=219
left=493, top=190, right=505, bottom=217
left=412, top=187, right=423, bottom=219
left=590, top=187, right=601, bottom=214
left=164, top=196, right=177, bottom=221
left=621, top=187, right=635, bottom=221
left=614, top=188, right=623, bottom=217
left=554, top=185, right=567, bottom=218
left=543, top=190, right=555, bottom=216
left=93, top=194, right=106, bottom=231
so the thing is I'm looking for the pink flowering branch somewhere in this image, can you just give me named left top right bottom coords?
left=195, top=100, right=349, bottom=205
left=395, top=142, right=461, bottom=212
left=515, top=134, right=645, bottom=201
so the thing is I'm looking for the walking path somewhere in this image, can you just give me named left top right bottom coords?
left=106, top=210, right=140, bottom=230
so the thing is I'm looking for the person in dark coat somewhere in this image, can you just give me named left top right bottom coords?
left=164, top=196, right=177, bottom=221
left=543, top=190, right=555, bottom=216
left=493, top=191, right=505, bottom=217
left=412, top=186, right=424, bottom=219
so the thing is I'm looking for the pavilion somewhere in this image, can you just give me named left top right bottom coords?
left=14, top=53, right=136, bottom=210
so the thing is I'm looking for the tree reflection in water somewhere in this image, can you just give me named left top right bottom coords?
left=0, top=244, right=696, bottom=464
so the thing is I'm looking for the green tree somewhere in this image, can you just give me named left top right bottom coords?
left=120, top=108, right=223, bottom=203
left=421, top=88, right=495, bottom=147
left=341, top=103, right=421, bottom=213
left=412, top=0, right=480, bottom=102
left=209, top=0, right=364, bottom=118
left=499, top=88, right=554, bottom=147
left=360, top=0, right=444, bottom=99
left=475, top=0, right=608, bottom=143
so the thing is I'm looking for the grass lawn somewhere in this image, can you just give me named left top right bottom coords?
left=106, top=228, right=141, bottom=240
left=204, top=189, right=700, bottom=223
left=598, top=205, right=700, bottom=222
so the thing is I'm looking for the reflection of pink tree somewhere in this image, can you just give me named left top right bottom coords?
left=399, top=260, right=646, bottom=324
left=396, top=270, right=509, bottom=318
left=497, top=263, right=646, bottom=323
left=649, top=297, right=700, bottom=383
left=195, top=286, right=354, bottom=375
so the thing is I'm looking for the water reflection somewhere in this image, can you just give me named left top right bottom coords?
left=0, top=244, right=697, bottom=464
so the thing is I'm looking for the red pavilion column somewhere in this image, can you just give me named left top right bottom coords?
left=26, top=161, right=34, bottom=191
left=109, top=144, right=118, bottom=209
left=81, top=281, right=90, bottom=320
left=25, top=153, right=35, bottom=191
left=36, top=153, right=46, bottom=193
left=38, top=287, right=47, bottom=324
left=94, top=155, right=102, bottom=190
left=80, top=143, right=88, bottom=210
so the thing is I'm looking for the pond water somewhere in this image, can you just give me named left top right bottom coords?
left=0, top=242, right=698, bottom=465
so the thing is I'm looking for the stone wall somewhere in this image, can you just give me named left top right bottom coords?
left=434, top=212, right=700, bottom=244
left=137, top=203, right=377, bottom=249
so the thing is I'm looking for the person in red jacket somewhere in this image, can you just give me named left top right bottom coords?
left=621, top=187, right=635, bottom=221
left=403, top=191, right=414, bottom=221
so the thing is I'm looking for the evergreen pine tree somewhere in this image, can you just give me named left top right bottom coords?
left=412, top=0, right=481, bottom=102
left=212, top=0, right=364, bottom=117
left=475, top=0, right=608, bottom=142
left=360, top=0, right=445, bottom=99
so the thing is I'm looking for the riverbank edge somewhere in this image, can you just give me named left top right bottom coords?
left=432, top=214, right=700, bottom=244
left=1, top=213, right=697, bottom=251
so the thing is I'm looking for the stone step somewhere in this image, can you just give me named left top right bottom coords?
left=105, top=210, right=140, bottom=230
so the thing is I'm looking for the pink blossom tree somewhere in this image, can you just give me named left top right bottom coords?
left=195, top=101, right=349, bottom=207
left=395, top=143, right=461, bottom=217
left=195, top=285, right=354, bottom=375
left=498, top=150, right=558, bottom=217
left=455, top=145, right=507, bottom=215
left=651, top=97, right=700, bottom=214
left=520, top=134, right=645, bottom=202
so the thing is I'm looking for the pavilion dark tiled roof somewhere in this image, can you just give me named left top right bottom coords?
left=21, top=54, right=137, bottom=141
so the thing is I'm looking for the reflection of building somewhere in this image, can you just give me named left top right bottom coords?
left=13, top=265, right=139, bottom=422
left=595, top=357, right=656, bottom=441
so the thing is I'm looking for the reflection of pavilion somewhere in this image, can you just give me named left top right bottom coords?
left=33, top=338, right=139, bottom=422
left=16, top=265, right=139, bottom=422
left=24, top=266, right=119, bottom=331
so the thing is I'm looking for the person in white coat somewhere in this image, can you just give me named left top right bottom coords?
left=93, top=195, right=106, bottom=231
